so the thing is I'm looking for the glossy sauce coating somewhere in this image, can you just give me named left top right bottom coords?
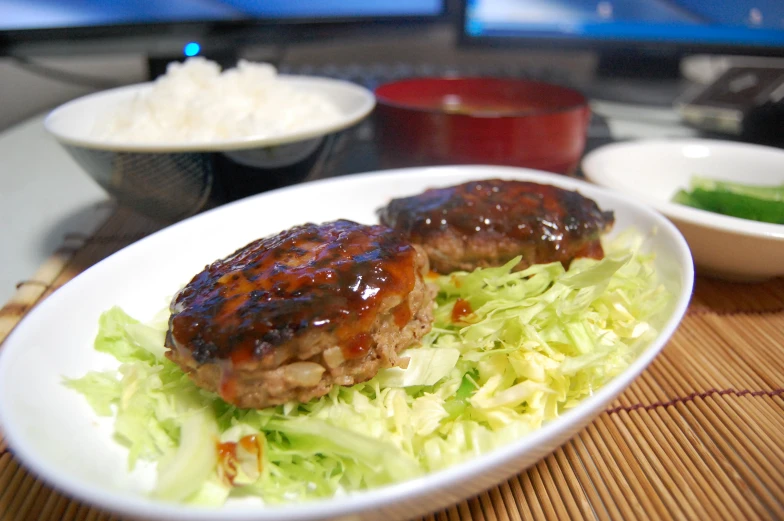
left=379, top=179, right=614, bottom=270
left=166, top=220, right=418, bottom=366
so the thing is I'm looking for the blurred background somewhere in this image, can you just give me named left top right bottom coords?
left=2, top=0, right=784, bottom=131
left=2, top=0, right=784, bottom=301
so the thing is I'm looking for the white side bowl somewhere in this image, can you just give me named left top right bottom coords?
left=45, top=75, right=376, bottom=153
left=0, top=165, right=693, bottom=521
left=43, top=76, right=375, bottom=221
left=583, top=138, right=784, bottom=280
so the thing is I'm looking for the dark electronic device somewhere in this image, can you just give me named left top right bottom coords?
left=677, top=65, right=784, bottom=140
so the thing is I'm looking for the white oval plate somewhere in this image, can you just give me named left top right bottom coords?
left=44, top=75, right=375, bottom=153
left=0, top=166, right=693, bottom=521
left=582, top=138, right=784, bottom=280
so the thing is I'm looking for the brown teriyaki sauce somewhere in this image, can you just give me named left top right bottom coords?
left=166, top=220, right=419, bottom=389
left=379, top=179, right=613, bottom=267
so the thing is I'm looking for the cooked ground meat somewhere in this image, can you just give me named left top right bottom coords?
left=165, top=220, right=434, bottom=409
left=378, top=179, right=615, bottom=274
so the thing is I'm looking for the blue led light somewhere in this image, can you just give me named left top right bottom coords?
left=184, top=42, right=201, bottom=57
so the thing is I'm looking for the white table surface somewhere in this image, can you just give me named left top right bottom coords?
left=0, top=115, right=112, bottom=304
left=0, top=102, right=697, bottom=305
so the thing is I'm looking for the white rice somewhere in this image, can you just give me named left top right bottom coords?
left=93, top=58, right=343, bottom=143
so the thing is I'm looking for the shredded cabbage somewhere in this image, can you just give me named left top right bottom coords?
left=65, top=231, right=670, bottom=504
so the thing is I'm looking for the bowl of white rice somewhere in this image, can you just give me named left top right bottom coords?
left=45, top=58, right=375, bottom=221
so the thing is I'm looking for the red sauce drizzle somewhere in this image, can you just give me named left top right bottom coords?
left=219, top=368, right=238, bottom=404
left=239, top=434, right=259, bottom=453
left=344, top=332, right=372, bottom=360
left=392, top=302, right=412, bottom=328
left=215, top=435, right=262, bottom=486
left=451, top=298, right=474, bottom=324
left=216, top=441, right=238, bottom=485
left=239, top=434, right=262, bottom=473
left=230, top=345, right=254, bottom=365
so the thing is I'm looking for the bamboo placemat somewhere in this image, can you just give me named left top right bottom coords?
left=1, top=206, right=783, bottom=521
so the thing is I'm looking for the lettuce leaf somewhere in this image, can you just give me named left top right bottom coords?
left=66, top=230, right=670, bottom=504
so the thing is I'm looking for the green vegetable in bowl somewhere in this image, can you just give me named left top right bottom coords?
left=672, top=176, right=784, bottom=224
left=65, top=231, right=670, bottom=505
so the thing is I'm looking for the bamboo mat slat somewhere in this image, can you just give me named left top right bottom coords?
left=1, top=208, right=783, bottom=521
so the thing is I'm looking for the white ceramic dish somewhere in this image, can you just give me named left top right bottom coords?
left=0, top=166, right=693, bottom=521
left=44, top=75, right=376, bottom=222
left=582, top=138, right=784, bottom=280
left=44, top=75, right=375, bottom=153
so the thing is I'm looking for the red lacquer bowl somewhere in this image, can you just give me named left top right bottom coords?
left=374, top=77, right=590, bottom=174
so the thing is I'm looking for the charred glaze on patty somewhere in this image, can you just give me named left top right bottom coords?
left=165, top=220, right=434, bottom=409
left=379, top=179, right=615, bottom=274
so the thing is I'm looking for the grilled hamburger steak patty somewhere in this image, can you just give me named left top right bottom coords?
left=379, top=179, right=615, bottom=274
left=165, top=220, right=434, bottom=409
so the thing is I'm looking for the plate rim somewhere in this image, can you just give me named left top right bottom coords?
left=0, top=165, right=695, bottom=521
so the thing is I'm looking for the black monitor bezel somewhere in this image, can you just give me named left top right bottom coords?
left=0, top=5, right=448, bottom=56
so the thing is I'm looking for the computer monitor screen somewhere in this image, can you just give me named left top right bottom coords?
left=462, top=0, right=784, bottom=51
left=1, top=1, right=444, bottom=56
left=2, top=0, right=443, bottom=31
